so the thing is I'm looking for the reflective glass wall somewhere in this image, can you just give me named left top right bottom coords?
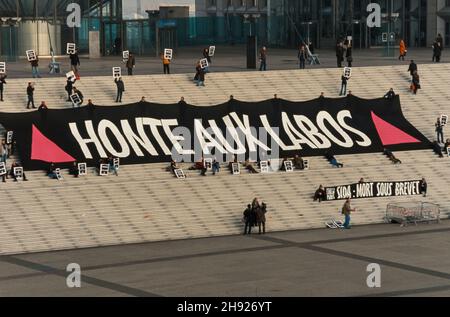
left=0, top=0, right=122, bottom=59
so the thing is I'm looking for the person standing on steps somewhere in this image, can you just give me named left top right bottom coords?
left=408, top=60, right=417, bottom=81
left=115, top=77, right=125, bottom=102
left=342, top=198, right=356, bottom=229
left=161, top=53, right=171, bottom=74
left=435, top=117, right=445, bottom=144
left=69, top=49, right=80, bottom=75
left=26, top=82, right=35, bottom=109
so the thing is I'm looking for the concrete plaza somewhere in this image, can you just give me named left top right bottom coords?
left=1, top=221, right=450, bottom=297
left=2, top=45, right=447, bottom=79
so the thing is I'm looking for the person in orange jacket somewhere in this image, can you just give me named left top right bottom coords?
left=399, top=39, right=407, bottom=61
left=161, top=53, right=171, bottom=74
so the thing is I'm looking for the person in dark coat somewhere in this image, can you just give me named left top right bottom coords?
left=0, top=74, right=6, bottom=102
left=26, top=82, right=35, bottom=109
left=314, top=185, right=326, bottom=202
left=433, top=41, right=442, bottom=63
left=419, top=178, right=427, bottom=197
left=69, top=50, right=80, bottom=74
left=346, top=45, right=353, bottom=67
left=126, top=52, right=136, bottom=75
left=411, top=71, right=420, bottom=94
left=298, top=44, right=307, bottom=69
left=384, top=88, right=396, bottom=99
left=336, top=41, right=344, bottom=67
left=340, top=74, right=349, bottom=96
left=243, top=204, right=252, bottom=235
left=256, top=202, right=267, bottom=234
left=69, top=161, right=80, bottom=178
left=408, top=60, right=417, bottom=80
left=65, top=78, right=76, bottom=101
left=202, top=47, right=211, bottom=64
left=115, top=77, right=125, bottom=102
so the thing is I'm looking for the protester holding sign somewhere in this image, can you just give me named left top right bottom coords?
left=435, top=117, right=445, bottom=144
left=69, top=50, right=80, bottom=74
left=114, top=77, right=125, bottom=102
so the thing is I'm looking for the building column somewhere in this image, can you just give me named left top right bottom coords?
left=216, top=0, right=226, bottom=42
left=426, top=0, right=444, bottom=46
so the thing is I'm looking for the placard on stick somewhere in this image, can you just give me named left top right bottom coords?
left=99, top=164, right=109, bottom=176
left=70, top=93, right=81, bottom=106
left=343, top=67, right=352, bottom=78
left=440, top=114, right=448, bottom=126
left=0, top=162, right=6, bottom=176
left=78, top=163, right=87, bottom=176
left=232, top=162, right=240, bottom=175
left=208, top=46, right=216, bottom=57
left=302, top=159, right=310, bottom=170
left=6, top=131, right=13, bottom=144
left=113, top=158, right=120, bottom=170
left=122, top=50, right=129, bottom=62
left=260, top=161, right=269, bottom=173
left=174, top=169, right=186, bottom=179
left=0, top=62, right=6, bottom=74
left=200, top=58, right=209, bottom=69
left=67, top=43, right=76, bottom=55
left=13, top=167, right=23, bottom=181
left=204, top=158, right=212, bottom=170
left=284, top=160, right=294, bottom=172
left=164, top=48, right=173, bottom=60
left=55, top=168, right=63, bottom=180
left=26, top=50, right=37, bottom=62
left=112, top=67, right=121, bottom=79
left=66, top=70, right=76, bottom=83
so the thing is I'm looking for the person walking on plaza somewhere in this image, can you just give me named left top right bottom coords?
left=432, top=41, right=442, bottom=63
left=69, top=49, right=80, bottom=75
left=30, top=55, right=41, bottom=78
left=0, top=74, right=6, bottom=102
left=26, top=82, right=35, bottom=109
left=399, top=39, right=407, bottom=61
left=336, top=41, right=344, bottom=67
left=115, top=77, right=125, bottom=102
left=436, top=117, right=445, bottom=144
left=259, top=46, right=267, bottom=71
left=342, top=198, right=356, bottom=229
left=161, top=53, right=171, bottom=74
left=243, top=204, right=252, bottom=235
left=298, top=44, right=307, bottom=69
left=126, top=52, right=135, bottom=75
left=407, top=60, right=417, bottom=80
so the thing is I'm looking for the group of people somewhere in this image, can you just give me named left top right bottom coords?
left=243, top=198, right=267, bottom=235
left=336, top=39, right=353, bottom=68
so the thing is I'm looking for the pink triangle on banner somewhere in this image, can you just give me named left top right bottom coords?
left=31, top=125, right=75, bottom=163
left=371, top=111, right=420, bottom=146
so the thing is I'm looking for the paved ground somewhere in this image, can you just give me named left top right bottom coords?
left=2, top=45, right=448, bottom=78
left=1, top=220, right=450, bottom=297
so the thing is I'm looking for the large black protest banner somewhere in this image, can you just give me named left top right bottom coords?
left=324, top=180, right=423, bottom=201
left=0, top=95, right=431, bottom=170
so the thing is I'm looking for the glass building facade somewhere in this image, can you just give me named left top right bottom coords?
left=0, top=0, right=122, bottom=60
left=0, top=0, right=448, bottom=60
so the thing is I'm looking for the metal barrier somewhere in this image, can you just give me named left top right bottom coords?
left=385, top=202, right=440, bottom=226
